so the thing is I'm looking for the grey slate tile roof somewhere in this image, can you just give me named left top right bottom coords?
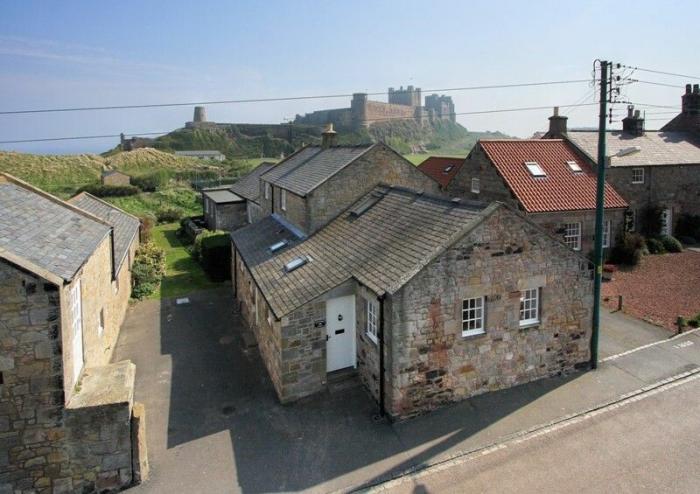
left=202, top=188, right=244, bottom=204
left=260, top=145, right=374, bottom=196
left=69, top=193, right=140, bottom=273
left=232, top=185, right=490, bottom=318
left=0, top=182, right=111, bottom=282
left=567, top=130, right=700, bottom=167
left=229, top=162, right=275, bottom=203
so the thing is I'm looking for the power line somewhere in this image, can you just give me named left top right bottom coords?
left=0, top=79, right=591, bottom=116
left=0, top=103, right=602, bottom=145
left=620, top=65, right=700, bottom=81
left=633, top=79, right=686, bottom=89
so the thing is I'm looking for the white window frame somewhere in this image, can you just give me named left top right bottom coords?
left=566, top=160, right=583, bottom=173
left=204, top=198, right=209, bottom=214
left=661, top=208, right=672, bottom=236
left=366, top=299, right=379, bottom=344
left=602, top=219, right=612, bottom=248
left=525, top=161, right=546, bottom=177
left=280, top=189, right=287, bottom=211
left=97, top=308, right=104, bottom=337
left=631, top=168, right=644, bottom=184
left=462, top=296, right=485, bottom=337
left=563, top=222, right=582, bottom=251
left=628, top=209, right=637, bottom=232
left=519, top=288, right=540, bottom=327
left=471, top=177, right=480, bottom=194
left=264, top=182, right=270, bottom=200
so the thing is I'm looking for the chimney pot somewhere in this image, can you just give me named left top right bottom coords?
left=634, top=109, right=641, bottom=119
left=686, top=84, right=692, bottom=95
left=627, top=105, right=634, bottom=118
left=553, top=106, right=559, bottom=117
left=694, top=84, right=700, bottom=94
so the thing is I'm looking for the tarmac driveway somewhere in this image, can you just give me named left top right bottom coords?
left=114, top=288, right=680, bottom=494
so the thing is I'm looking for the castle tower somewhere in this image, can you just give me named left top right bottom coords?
left=193, top=106, right=207, bottom=123
left=351, top=93, right=369, bottom=128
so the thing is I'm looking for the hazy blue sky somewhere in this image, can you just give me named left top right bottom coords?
left=1, top=0, right=699, bottom=154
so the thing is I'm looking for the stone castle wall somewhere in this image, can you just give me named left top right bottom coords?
left=387, top=207, right=593, bottom=419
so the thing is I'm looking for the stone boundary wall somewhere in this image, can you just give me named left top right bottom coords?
left=387, top=207, right=593, bottom=419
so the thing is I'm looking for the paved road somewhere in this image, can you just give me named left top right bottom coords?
left=376, top=374, right=700, bottom=494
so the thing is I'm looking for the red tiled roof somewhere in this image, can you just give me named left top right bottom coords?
left=417, top=156, right=465, bottom=187
left=479, top=140, right=628, bottom=213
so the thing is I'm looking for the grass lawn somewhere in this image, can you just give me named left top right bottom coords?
left=151, top=223, right=224, bottom=299
left=403, top=153, right=466, bottom=165
left=106, top=185, right=202, bottom=218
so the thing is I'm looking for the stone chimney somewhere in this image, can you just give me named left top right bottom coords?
left=321, top=123, right=337, bottom=148
left=548, top=107, right=568, bottom=137
left=682, top=83, right=700, bottom=115
left=193, top=106, right=207, bottom=123
left=622, top=105, right=644, bottom=136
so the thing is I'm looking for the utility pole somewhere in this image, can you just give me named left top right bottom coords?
left=591, top=60, right=610, bottom=369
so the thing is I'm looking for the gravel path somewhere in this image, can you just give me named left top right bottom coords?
left=602, top=251, right=700, bottom=331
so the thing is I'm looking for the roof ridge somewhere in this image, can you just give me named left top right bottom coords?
left=377, top=183, right=488, bottom=210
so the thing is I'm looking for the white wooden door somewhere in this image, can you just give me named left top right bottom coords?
left=70, top=280, right=84, bottom=384
left=326, top=295, right=356, bottom=372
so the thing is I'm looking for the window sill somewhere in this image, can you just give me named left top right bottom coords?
left=365, top=331, right=379, bottom=345
left=518, top=321, right=540, bottom=330
left=461, top=329, right=486, bottom=339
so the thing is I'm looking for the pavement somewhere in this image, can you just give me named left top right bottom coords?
left=113, top=287, right=699, bottom=494
left=373, top=371, right=700, bottom=494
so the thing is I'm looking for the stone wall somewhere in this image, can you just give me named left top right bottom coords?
left=273, top=187, right=308, bottom=233
left=306, top=144, right=441, bottom=233
left=101, top=173, right=130, bottom=186
left=207, top=201, right=247, bottom=231
left=110, top=236, right=138, bottom=336
left=246, top=201, right=264, bottom=224
left=355, top=286, right=381, bottom=402
left=605, top=164, right=700, bottom=233
left=387, top=207, right=593, bottom=419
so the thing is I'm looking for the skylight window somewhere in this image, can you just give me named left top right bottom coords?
left=566, top=160, right=583, bottom=173
left=525, top=161, right=546, bottom=177
left=284, top=256, right=308, bottom=273
left=443, top=165, right=455, bottom=174
left=269, top=240, right=288, bottom=253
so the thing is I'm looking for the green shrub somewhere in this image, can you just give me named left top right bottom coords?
left=131, top=174, right=161, bottom=192
left=675, top=214, right=700, bottom=242
left=156, top=207, right=184, bottom=224
left=200, top=233, right=231, bottom=282
left=79, top=183, right=139, bottom=197
left=660, top=235, right=683, bottom=253
left=139, top=215, right=155, bottom=243
left=131, top=242, right=166, bottom=299
left=610, top=232, right=645, bottom=266
left=192, top=229, right=226, bottom=261
left=646, top=237, right=666, bottom=255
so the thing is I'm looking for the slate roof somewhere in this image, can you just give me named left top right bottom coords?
left=566, top=130, right=700, bottom=167
left=68, top=192, right=140, bottom=273
left=479, top=139, right=628, bottom=213
left=229, top=161, right=275, bottom=203
left=0, top=179, right=111, bottom=282
left=260, top=145, right=374, bottom=196
left=202, top=188, right=244, bottom=204
left=232, top=186, right=490, bottom=318
left=417, top=156, right=465, bottom=187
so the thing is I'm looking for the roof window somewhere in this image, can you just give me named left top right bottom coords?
left=269, top=240, right=288, bottom=253
left=524, top=161, right=546, bottom=177
left=443, top=165, right=455, bottom=174
left=566, top=160, right=583, bottom=173
left=349, top=193, right=383, bottom=218
left=284, top=256, right=309, bottom=273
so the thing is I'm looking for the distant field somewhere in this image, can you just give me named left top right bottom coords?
left=403, top=153, right=466, bottom=166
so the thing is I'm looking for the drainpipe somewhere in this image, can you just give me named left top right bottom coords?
left=232, top=245, right=237, bottom=298
left=378, top=294, right=386, bottom=417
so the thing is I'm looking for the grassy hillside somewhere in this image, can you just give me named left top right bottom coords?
left=106, top=147, right=213, bottom=176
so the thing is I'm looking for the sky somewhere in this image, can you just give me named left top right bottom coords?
left=1, top=0, right=699, bottom=154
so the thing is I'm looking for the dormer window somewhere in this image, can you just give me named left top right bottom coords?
left=284, top=256, right=308, bottom=273
left=566, top=160, right=583, bottom=173
left=525, top=161, right=546, bottom=177
left=269, top=240, right=288, bottom=253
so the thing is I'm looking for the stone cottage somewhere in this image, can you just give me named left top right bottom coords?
left=232, top=185, right=593, bottom=419
left=435, top=137, right=628, bottom=256
left=229, top=161, right=275, bottom=224
left=201, top=187, right=246, bottom=231
left=100, top=170, right=131, bottom=186
left=0, top=175, right=144, bottom=493
left=553, top=87, right=700, bottom=236
left=257, top=126, right=440, bottom=236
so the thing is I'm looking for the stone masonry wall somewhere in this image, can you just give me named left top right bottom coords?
left=215, top=202, right=248, bottom=231
left=274, top=187, right=308, bottom=233
left=387, top=207, right=593, bottom=419
left=109, top=235, right=139, bottom=336
left=0, top=260, right=65, bottom=492
left=605, top=164, right=700, bottom=233
left=355, top=286, right=381, bottom=403
left=307, top=144, right=442, bottom=233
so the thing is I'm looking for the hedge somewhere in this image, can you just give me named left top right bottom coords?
left=200, top=233, right=231, bottom=282
left=79, top=183, right=139, bottom=197
left=131, top=242, right=166, bottom=299
left=156, top=207, right=184, bottom=224
left=610, top=232, right=645, bottom=266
